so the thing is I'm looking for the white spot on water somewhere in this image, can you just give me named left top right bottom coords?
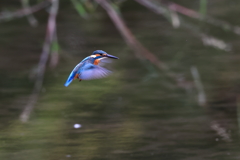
left=66, top=155, right=71, bottom=158
left=74, top=124, right=81, bottom=129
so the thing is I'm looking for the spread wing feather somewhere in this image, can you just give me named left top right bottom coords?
left=79, top=64, right=112, bottom=80
left=64, top=56, right=112, bottom=87
left=98, top=57, right=112, bottom=66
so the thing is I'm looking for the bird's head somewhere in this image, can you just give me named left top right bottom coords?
left=90, top=50, right=119, bottom=60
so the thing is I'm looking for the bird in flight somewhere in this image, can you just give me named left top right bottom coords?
left=64, top=50, right=119, bottom=87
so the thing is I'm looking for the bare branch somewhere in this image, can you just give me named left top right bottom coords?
left=20, top=0, right=59, bottom=122
left=21, top=0, right=39, bottom=26
left=0, top=1, right=50, bottom=22
left=211, top=121, right=231, bottom=142
left=135, top=0, right=168, bottom=15
left=49, top=30, right=59, bottom=68
left=191, top=66, right=207, bottom=107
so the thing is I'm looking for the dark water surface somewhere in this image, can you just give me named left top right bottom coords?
left=1, top=0, right=240, bottom=160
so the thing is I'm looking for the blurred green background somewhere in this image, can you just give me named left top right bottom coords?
left=1, top=0, right=240, bottom=159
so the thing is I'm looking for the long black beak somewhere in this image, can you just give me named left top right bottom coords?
left=105, top=54, right=119, bottom=59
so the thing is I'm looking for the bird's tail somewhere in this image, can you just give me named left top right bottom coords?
left=64, top=71, right=77, bottom=87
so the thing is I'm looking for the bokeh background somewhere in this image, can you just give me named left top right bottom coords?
left=1, top=0, right=240, bottom=159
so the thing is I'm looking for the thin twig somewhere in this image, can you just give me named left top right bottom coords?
left=169, top=10, right=180, bottom=28
left=211, top=121, right=231, bottom=142
left=236, top=96, right=240, bottom=132
left=21, top=0, right=38, bottom=26
left=0, top=1, right=50, bottom=22
left=49, top=29, right=59, bottom=68
left=135, top=0, right=168, bottom=15
left=190, top=66, right=206, bottom=107
left=20, top=0, right=59, bottom=122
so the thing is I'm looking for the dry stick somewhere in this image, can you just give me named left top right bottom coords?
left=49, top=29, right=59, bottom=68
left=21, top=0, right=38, bottom=26
left=135, top=0, right=179, bottom=28
left=237, top=96, right=240, bottom=132
left=135, top=1, right=179, bottom=33
left=20, top=0, right=59, bottom=122
left=135, top=0, right=167, bottom=15
left=190, top=66, right=206, bottom=106
left=210, top=121, right=231, bottom=142
left=0, top=1, right=50, bottom=22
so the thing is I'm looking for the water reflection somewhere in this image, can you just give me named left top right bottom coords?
left=0, top=0, right=240, bottom=160
left=74, top=124, right=82, bottom=129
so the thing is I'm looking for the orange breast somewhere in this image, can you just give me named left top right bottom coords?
left=94, top=59, right=100, bottom=65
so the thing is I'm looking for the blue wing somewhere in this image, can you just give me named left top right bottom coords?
left=79, top=63, right=112, bottom=80
left=64, top=57, right=92, bottom=87
left=64, top=63, right=81, bottom=87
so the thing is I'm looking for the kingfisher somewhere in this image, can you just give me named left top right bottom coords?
left=64, top=50, right=119, bottom=87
